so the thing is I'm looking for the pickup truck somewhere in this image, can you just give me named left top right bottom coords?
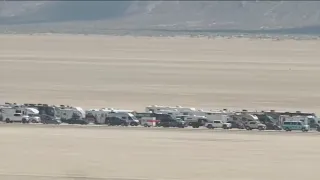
left=3, top=113, right=29, bottom=123
left=205, top=120, right=232, bottom=129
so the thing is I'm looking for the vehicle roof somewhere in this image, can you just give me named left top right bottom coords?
left=283, top=120, right=303, bottom=122
left=26, top=108, right=39, bottom=114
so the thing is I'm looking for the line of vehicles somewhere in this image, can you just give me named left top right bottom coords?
left=0, top=103, right=319, bottom=132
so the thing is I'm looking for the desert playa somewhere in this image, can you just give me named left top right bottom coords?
left=0, top=35, right=320, bottom=112
left=0, top=125, right=320, bottom=180
left=0, top=34, right=320, bottom=180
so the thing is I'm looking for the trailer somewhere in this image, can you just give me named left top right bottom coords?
left=55, top=105, right=87, bottom=124
left=229, top=110, right=259, bottom=122
left=85, top=109, right=109, bottom=124
left=140, top=117, right=159, bottom=127
left=145, top=105, right=196, bottom=115
left=0, top=103, right=42, bottom=123
left=226, top=110, right=259, bottom=129
left=86, top=108, right=136, bottom=124
left=264, top=110, right=316, bottom=124
left=252, top=113, right=281, bottom=130
left=24, top=103, right=61, bottom=124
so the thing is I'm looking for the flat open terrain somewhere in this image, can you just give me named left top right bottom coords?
left=0, top=34, right=320, bottom=179
left=0, top=125, right=319, bottom=180
left=0, top=34, right=320, bottom=113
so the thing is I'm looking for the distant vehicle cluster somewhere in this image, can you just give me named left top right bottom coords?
left=0, top=102, right=319, bottom=132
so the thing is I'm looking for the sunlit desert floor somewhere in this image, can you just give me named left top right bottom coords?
left=1, top=34, right=320, bottom=113
left=0, top=34, right=320, bottom=180
left=0, top=124, right=320, bottom=180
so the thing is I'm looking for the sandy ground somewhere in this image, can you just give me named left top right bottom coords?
left=1, top=34, right=320, bottom=113
left=0, top=125, right=319, bottom=180
left=0, top=35, right=320, bottom=180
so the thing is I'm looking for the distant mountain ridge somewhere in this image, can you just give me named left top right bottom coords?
left=1, top=1, right=320, bottom=32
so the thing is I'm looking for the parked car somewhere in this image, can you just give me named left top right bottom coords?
left=29, top=115, right=41, bottom=123
left=39, top=114, right=61, bottom=124
left=245, top=121, right=266, bottom=130
left=106, top=117, right=129, bottom=126
left=227, top=121, right=245, bottom=129
left=4, top=113, right=29, bottom=123
left=61, top=118, right=89, bottom=125
left=264, top=122, right=282, bottom=130
left=157, top=118, right=185, bottom=128
left=205, top=120, right=231, bottom=129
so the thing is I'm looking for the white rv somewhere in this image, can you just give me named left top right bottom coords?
left=23, top=103, right=60, bottom=124
left=101, top=108, right=135, bottom=113
left=0, top=103, right=42, bottom=123
left=156, top=109, right=180, bottom=118
left=55, top=105, right=85, bottom=121
left=145, top=105, right=196, bottom=114
left=186, top=109, right=232, bottom=124
left=229, top=111, right=259, bottom=122
left=86, top=108, right=135, bottom=124
left=26, top=108, right=39, bottom=115
left=25, top=108, right=41, bottom=123
left=0, top=107, right=29, bottom=123
left=86, top=109, right=110, bottom=124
